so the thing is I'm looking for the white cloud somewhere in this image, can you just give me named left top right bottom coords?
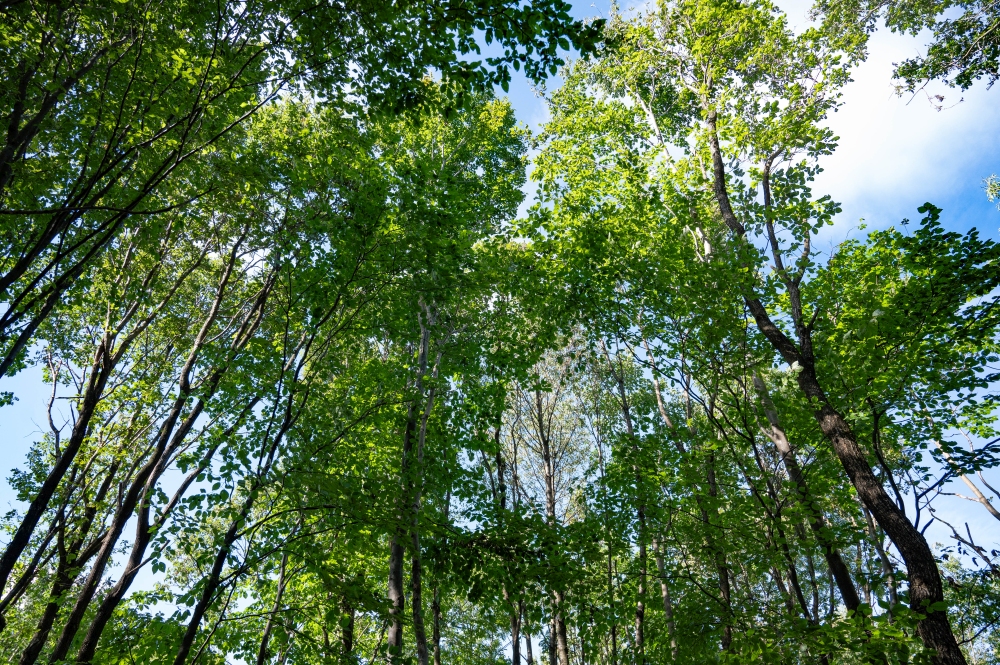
left=821, top=35, right=999, bottom=226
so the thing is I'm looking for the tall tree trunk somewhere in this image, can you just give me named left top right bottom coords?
left=171, top=387, right=296, bottom=665
left=391, top=309, right=438, bottom=665
left=48, top=394, right=211, bottom=664
left=634, top=509, right=646, bottom=665
left=411, top=536, right=429, bottom=665
left=603, top=345, right=646, bottom=665
left=707, top=111, right=966, bottom=665
left=652, top=360, right=733, bottom=651
left=510, top=596, right=522, bottom=665
left=548, top=615, right=557, bottom=665
left=50, top=246, right=260, bottom=663
left=18, top=536, right=102, bottom=665
left=0, top=229, right=234, bottom=621
left=534, top=389, right=570, bottom=665
left=553, top=590, right=571, bottom=665
left=704, top=450, right=733, bottom=651
left=18, top=464, right=115, bottom=665
left=172, top=512, right=246, bottom=665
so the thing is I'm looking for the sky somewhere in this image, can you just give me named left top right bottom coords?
left=1, top=0, right=999, bottom=623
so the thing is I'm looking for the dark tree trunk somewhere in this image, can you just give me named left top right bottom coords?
left=432, top=587, right=442, bottom=665
left=706, top=110, right=966, bottom=665
left=0, top=341, right=111, bottom=611
left=341, top=590, right=356, bottom=658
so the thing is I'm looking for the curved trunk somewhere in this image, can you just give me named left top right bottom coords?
left=707, top=110, right=965, bottom=665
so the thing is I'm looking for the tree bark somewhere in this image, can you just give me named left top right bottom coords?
left=388, top=406, right=418, bottom=661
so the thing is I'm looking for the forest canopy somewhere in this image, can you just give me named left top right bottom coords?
left=1, top=1, right=999, bottom=665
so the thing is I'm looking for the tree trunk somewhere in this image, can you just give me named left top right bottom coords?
left=553, top=590, right=570, bottom=665
left=511, top=596, right=522, bottom=665
left=172, top=515, right=244, bottom=665
left=705, top=450, right=733, bottom=651
left=18, top=465, right=114, bottom=665
left=548, top=616, right=557, bottom=665
left=0, top=340, right=112, bottom=613
left=257, top=551, right=290, bottom=665
left=387, top=409, right=417, bottom=662
left=341, top=592, right=356, bottom=658
left=634, top=509, right=646, bottom=665
left=753, top=373, right=862, bottom=613
left=653, top=539, right=677, bottom=660
left=432, top=587, right=443, bottom=665
left=411, top=537, right=429, bottom=665
left=706, top=110, right=966, bottom=665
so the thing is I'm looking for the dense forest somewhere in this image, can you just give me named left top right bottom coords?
left=1, top=1, right=999, bottom=664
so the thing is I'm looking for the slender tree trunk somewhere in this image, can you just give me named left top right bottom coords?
left=71, top=398, right=226, bottom=663
left=704, top=450, right=733, bottom=651
left=525, top=630, right=534, bottom=665
left=511, top=596, right=522, bottom=665
left=553, top=590, right=570, bottom=665
left=391, top=310, right=437, bottom=665
left=635, top=509, right=646, bottom=665
left=341, top=590, right=356, bottom=658
left=386, top=531, right=407, bottom=661
left=172, top=388, right=295, bottom=665
left=432, top=587, right=442, bottom=665
left=18, top=545, right=94, bottom=665
left=706, top=111, right=965, bottom=665
left=604, top=346, right=646, bottom=664
left=0, top=231, right=231, bottom=620
left=608, top=550, right=618, bottom=665
left=50, top=247, right=258, bottom=663
left=48, top=396, right=209, bottom=664
left=0, top=341, right=111, bottom=613
left=753, top=373, right=862, bottom=613
left=387, top=409, right=417, bottom=661
left=172, top=514, right=245, bottom=665
left=653, top=538, right=677, bottom=660
left=0, top=524, right=57, bottom=623
left=257, top=551, right=290, bottom=665
left=18, top=466, right=114, bottom=665
left=654, top=360, right=733, bottom=651
left=548, top=615, right=557, bottom=665
left=411, top=535, right=429, bottom=665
